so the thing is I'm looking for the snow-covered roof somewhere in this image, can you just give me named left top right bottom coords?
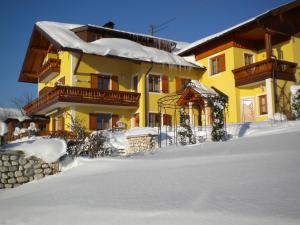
left=36, top=21, right=202, bottom=68
left=0, top=108, right=29, bottom=122
left=177, top=1, right=298, bottom=55
left=188, top=80, right=218, bottom=96
left=79, top=23, right=179, bottom=46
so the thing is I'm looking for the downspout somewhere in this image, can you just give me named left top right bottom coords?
left=144, top=62, right=154, bottom=127
left=265, top=30, right=278, bottom=113
left=272, top=55, right=279, bottom=113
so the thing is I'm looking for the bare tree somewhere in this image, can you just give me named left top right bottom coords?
left=11, top=92, right=35, bottom=115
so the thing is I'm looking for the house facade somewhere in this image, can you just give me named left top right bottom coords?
left=19, top=22, right=202, bottom=132
left=19, top=1, right=300, bottom=133
left=178, top=1, right=300, bottom=123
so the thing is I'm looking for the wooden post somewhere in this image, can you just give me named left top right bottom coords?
left=264, top=32, right=272, bottom=60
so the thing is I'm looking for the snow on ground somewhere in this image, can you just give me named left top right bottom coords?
left=3, top=137, right=66, bottom=163
left=0, top=124, right=300, bottom=225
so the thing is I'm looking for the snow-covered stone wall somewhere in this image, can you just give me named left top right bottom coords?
left=0, top=150, right=60, bottom=189
left=126, top=134, right=157, bottom=154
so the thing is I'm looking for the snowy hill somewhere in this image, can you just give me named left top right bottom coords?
left=0, top=126, right=300, bottom=225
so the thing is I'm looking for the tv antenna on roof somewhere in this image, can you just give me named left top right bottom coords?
left=148, top=17, right=176, bottom=36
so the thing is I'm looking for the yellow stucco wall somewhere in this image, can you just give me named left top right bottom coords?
left=196, top=36, right=300, bottom=123
left=197, top=48, right=240, bottom=123
left=41, top=36, right=300, bottom=131
left=38, top=51, right=71, bottom=92
left=46, top=52, right=200, bottom=131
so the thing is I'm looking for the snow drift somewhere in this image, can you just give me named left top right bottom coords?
left=0, top=126, right=300, bottom=225
left=3, top=138, right=67, bottom=163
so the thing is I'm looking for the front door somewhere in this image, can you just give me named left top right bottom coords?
left=240, top=98, right=254, bottom=122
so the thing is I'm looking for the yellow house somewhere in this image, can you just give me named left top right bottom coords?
left=19, top=21, right=202, bottom=132
left=19, top=1, right=300, bottom=133
left=177, top=0, right=300, bottom=123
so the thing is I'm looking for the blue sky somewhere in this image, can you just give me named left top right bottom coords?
left=0, top=0, right=290, bottom=107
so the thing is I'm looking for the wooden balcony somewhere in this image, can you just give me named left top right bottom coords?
left=24, top=86, right=141, bottom=115
left=38, top=58, right=61, bottom=83
left=232, top=59, right=297, bottom=87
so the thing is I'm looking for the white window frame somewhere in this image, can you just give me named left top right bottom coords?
left=243, top=52, right=256, bottom=66
left=208, top=52, right=225, bottom=78
left=256, top=93, right=268, bottom=116
left=147, top=73, right=162, bottom=93
left=240, top=96, right=255, bottom=122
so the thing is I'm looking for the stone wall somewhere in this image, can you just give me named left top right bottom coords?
left=0, top=150, right=60, bottom=189
left=126, top=134, right=157, bottom=154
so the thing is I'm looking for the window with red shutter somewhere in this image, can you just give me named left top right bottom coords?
left=112, top=114, right=119, bottom=128
left=91, top=74, right=98, bottom=89
left=175, top=77, right=181, bottom=92
left=163, top=114, right=172, bottom=126
left=162, top=75, right=168, bottom=93
left=89, top=113, right=97, bottom=131
left=210, top=54, right=226, bottom=75
left=111, top=76, right=119, bottom=91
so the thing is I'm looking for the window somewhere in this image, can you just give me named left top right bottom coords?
left=97, top=76, right=110, bottom=91
left=91, top=74, right=117, bottom=90
left=148, top=75, right=160, bottom=92
left=210, top=54, right=225, bottom=76
left=181, top=78, right=191, bottom=89
left=244, top=53, right=254, bottom=66
left=97, top=113, right=111, bottom=130
left=163, top=114, right=172, bottom=126
left=176, top=77, right=191, bottom=92
left=54, top=115, right=64, bottom=131
left=132, top=75, right=138, bottom=92
left=258, top=95, right=268, bottom=115
left=148, top=113, right=160, bottom=127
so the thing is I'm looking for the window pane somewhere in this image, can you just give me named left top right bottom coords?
left=154, top=77, right=159, bottom=92
left=211, top=58, right=218, bottom=75
left=97, top=114, right=102, bottom=130
left=149, top=77, right=153, bottom=92
left=104, top=114, right=110, bottom=129
left=103, top=78, right=109, bottom=90
left=98, top=79, right=103, bottom=90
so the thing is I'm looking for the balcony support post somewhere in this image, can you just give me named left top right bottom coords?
left=265, top=78, right=275, bottom=118
left=264, top=32, right=272, bottom=60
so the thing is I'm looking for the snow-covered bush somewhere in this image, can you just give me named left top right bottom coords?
left=68, top=131, right=114, bottom=158
left=177, top=108, right=196, bottom=145
left=0, top=121, right=8, bottom=146
left=291, top=85, right=300, bottom=119
left=27, top=122, right=38, bottom=137
left=270, top=113, right=287, bottom=121
left=207, top=95, right=227, bottom=141
left=177, top=126, right=188, bottom=145
left=13, top=127, right=21, bottom=136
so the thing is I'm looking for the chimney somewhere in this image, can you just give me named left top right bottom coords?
left=103, top=21, right=115, bottom=29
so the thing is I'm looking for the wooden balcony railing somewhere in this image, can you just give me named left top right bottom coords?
left=38, top=58, right=61, bottom=82
left=232, top=59, right=297, bottom=86
left=24, top=86, right=141, bottom=115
